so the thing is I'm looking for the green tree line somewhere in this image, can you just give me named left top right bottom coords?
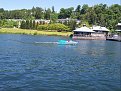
left=0, top=4, right=121, bottom=30
left=20, top=20, right=70, bottom=31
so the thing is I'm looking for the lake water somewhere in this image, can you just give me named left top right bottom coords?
left=0, top=34, right=121, bottom=91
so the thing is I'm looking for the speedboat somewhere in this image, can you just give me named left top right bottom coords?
left=35, top=40, right=78, bottom=45
left=57, top=40, right=78, bottom=45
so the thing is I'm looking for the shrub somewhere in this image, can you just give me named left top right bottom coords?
left=37, top=25, right=48, bottom=30
left=33, top=31, right=37, bottom=35
left=37, top=23, right=70, bottom=31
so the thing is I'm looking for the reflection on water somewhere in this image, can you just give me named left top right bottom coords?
left=0, top=34, right=121, bottom=91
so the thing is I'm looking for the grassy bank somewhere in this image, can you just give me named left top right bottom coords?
left=0, top=28, right=72, bottom=36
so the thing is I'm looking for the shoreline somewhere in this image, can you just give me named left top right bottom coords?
left=0, top=28, right=72, bottom=36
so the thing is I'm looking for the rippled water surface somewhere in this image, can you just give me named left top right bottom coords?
left=0, top=34, right=121, bottom=91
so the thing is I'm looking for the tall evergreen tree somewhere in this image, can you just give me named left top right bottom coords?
left=29, top=20, right=33, bottom=29
left=20, top=20, right=26, bottom=29
left=52, top=6, right=55, bottom=13
left=26, top=20, right=30, bottom=29
left=33, top=20, right=36, bottom=29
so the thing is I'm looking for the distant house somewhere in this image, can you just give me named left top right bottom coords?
left=35, top=19, right=50, bottom=24
left=7, top=19, right=23, bottom=28
left=7, top=19, right=51, bottom=28
left=58, top=18, right=81, bottom=24
left=115, top=23, right=121, bottom=32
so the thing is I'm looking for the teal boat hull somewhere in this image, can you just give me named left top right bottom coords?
left=57, top=40, right=78, bottom=45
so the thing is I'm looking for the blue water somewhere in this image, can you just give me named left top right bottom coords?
left=0, top=34, right=121, bottom=91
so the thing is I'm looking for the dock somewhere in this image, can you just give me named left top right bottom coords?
left=72, top=35, right=106, bottom=40
left=106, top=38, right=121, bottom=42
left=106, top=36, right=121, bottom=42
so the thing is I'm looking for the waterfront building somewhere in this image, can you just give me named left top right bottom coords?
left=92, top=26, right=109, bottom=35
left=72, top=24, right=109, bottom=40
left=73, top=24, right=95, bottom=36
